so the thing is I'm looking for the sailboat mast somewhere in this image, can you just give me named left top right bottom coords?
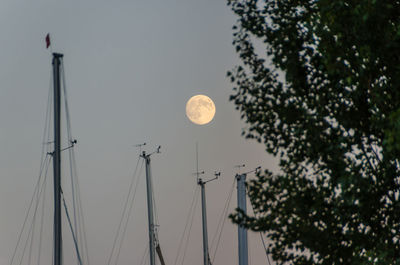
left=195, top=144, right=216, bottom=265
left=198, top=179, right=210, bottom=265
left=52, top=53, right=63, bottom=265
left=143, top=152, right=156, bottom=265
left=236, top=173, right=248, bottom=265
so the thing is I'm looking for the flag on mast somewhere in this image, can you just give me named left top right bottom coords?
left=45, top=33, right=51, bottom=49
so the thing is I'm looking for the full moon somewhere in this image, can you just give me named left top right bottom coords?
left=186, top=95, right=216, bottom=125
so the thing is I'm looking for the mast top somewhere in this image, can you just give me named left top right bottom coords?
left=235, top=166, right=261, bottom=179
left=197, top=171, right=220, bottom=185
left=53, top=53, right=64, bottom=59
left=141, top=145, right=161, bottom=159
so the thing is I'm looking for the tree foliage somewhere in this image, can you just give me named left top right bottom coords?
left=228, top=0, right=400, bottom=264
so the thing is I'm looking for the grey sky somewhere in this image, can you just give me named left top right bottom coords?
left=0, top=0, right=277, bottom=264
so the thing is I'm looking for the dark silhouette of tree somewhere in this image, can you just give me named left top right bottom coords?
left=227, top=1, right=400, bottom=264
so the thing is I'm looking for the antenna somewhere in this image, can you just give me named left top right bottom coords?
left=244, top=166, right=261, bottom=175
left=196, top=142, right=199, bottom=181
left=194, top=170, right=205, bottom=183
left=236, top=164, right=261, bottom=176
left=134, top=142, right=146, bottom=153
left=202, top=171, right=221, bottom=184
left=60, top=139, right=78, bottom=152
left=139, top=144, right=161, bottom=158
left=234, top=164, right=246, bottom=174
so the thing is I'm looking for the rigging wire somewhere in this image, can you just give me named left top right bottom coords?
left=210, top=177, right=235, bottom=249
left=249, top=233, right=252, bottom=265
left=139, top=245, right=149, bottom=265
left=180, top=185, right=200, bottom=265
left=18, top=219, right=33, bottom=265
left=36, top=166, right=47, bottom=265
left=61, top=189, right=83, bottom=265
left=36, top=73, right=53, bottom=265
left=10, top=74, right=54, bottom=265
left=28, top=80, right=53, bottom=264
left=106, top=155, right=144, bottom=265
left=76, top=182, right=90, bottom=265
left=17, top=156, right=52, bottom=265
left=210, top=178, right=236, bottom=264
left=173, top=183, right=199, bottom=265
left=150, top=167, right=160, bottom=237
left=61, top=60, right=91, bottom=265
left=61, top=60, right=79, bottom=262
left=61, top=60, right=79, bottom=237
left=61, top=59, right=77, bottom=230
left=9, top=154, right=51, bottom=265
left=27, top=175, right=42, bottom=265
left=246, top=186, right=273, bottom=265
left=113, top=159, right=145, bottom=265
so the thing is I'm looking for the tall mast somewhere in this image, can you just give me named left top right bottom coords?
left=236, top=173, right=248, bottom=265
left=52, top=53, right=63, bottom=265
left=143, top=151, right=156, bottom=265
left=198, top=178, right=210, bottom=265
left=197, top=173, right=219, bottom=265
left=195, top=143, right=209, bottom=265
left=195, top=143, right=219, bottom=265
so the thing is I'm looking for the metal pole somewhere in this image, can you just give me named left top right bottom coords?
left=236, top=173, right=248, bottom=265
left=52, top=53, right=63, bottom=265
left=199, top=179, right=209, bottom=265
left=144, top=152, right=156, bottom=265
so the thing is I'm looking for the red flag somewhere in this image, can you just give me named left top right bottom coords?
left=45, top=34, right=50, bottom=49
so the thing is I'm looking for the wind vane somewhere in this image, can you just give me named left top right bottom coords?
left=45, top=33, right=51, bottom=49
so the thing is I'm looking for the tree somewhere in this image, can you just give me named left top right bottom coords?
left=227, top=0, right=400, bottom=264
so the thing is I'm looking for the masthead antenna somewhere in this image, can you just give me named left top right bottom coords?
left=140, top=144, right=161, bottom=158
left=134, top=142, right=146, bottom=153
left=243, top=166, right=261, bottom=175
left=234, top=164, right=246, bottom=174
left=196, top=142, right=199, bottom=181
